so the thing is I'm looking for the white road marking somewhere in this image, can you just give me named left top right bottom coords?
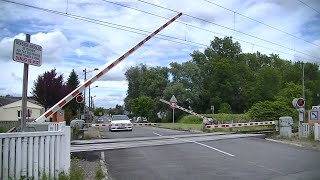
left=187, top=140, right=235, bottom=157
left=152, top=132, right=163, bottom=136
left=152, top=132, right=235, bottom=157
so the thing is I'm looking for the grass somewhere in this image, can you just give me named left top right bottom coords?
left=203, top=114, right=251, bottom=123
left=9, top=160, right=84, bottom=180
left=158, top=123, right=274, bottom=133
left=84, top=133, right=92, bottom=140
left=0, top=126, right=6, bottom=133
left=178, top=114, right=254, bottom=125
left=158, top=123, right=203, bottom=131
left=95, top=167, right=104, bottom=180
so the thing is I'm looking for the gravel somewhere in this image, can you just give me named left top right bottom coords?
left=71, top=151, right=102, bottom=180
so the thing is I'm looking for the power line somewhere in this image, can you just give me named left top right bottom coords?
left=1, top=0, right=315, bottom=62
left=100, top=0, right=314, bottom=60
left=135, top=0, right=319, bottom=59
left=203, top=0, right=320, bottom=48
left=1, top=0, right=207, bottom=49
left=297, top=0, right=320, bottom=14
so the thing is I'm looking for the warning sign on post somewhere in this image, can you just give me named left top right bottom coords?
left=12, top=39, right=42, bottom=66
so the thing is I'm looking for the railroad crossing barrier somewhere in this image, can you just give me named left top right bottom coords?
left=35, top=12, right=182, bottom=123
left=0, top=125, right=70, bottom=180
left=85, top=123, right=158, bottom=127
left=205, top=121, right=275, bottom=129
left=160, top=99, right=213, bottom=124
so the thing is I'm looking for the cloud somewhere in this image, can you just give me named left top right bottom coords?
left=0, top=0, right=319, bottom=108
left=0, top=31, right=69, bottom=63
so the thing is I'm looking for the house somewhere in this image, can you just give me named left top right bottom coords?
left=0, top=97, right=45, bottom=121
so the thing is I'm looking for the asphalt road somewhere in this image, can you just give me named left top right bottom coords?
left=100, top=126, right=320, bottom=180
left=99, top=123, right=195, bottom=139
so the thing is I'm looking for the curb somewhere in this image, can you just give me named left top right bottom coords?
left=265, top=138, right=303, bottom=147
left=97, top=128, right=110, bottom=180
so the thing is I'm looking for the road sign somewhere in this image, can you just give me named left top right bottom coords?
left=13, top=39, right=42, bottom=66
left=312, top=106, right=320, bottom=110
left=310, top=111, right=318, bottom=121
left=170, top=102, right=177, bottom=109
left=170, top=95, right=177, bottom=103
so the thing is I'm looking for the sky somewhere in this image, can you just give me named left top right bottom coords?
left=0, top=0, right=319, bottom=109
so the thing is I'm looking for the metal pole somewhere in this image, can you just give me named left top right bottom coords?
left=302, top=63, right=305, bottom=121
left=88, top=86, right=91, bottom=111
left=20, top=34, right=30, bottom=132
left=92, top=98, right=95, bottom=110
left=91, top=96, right=93, bottom=110
left=83, top=68, right=86, bottom=120
left=173, top=108, right=175, bottom=123
left=78, top=104, right=80, bottom=119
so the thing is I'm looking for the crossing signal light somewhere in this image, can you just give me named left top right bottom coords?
left=296, top=98, right=305, bottom=108
left=76, top=95, right=84, bottom=103
left=292, top=98, right=305, bottom=108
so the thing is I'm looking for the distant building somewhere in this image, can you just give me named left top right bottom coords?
left=0, top=97, right=45, bottom=121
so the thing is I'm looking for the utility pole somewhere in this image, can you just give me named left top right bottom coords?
left=302, top=62, right=305, bottom=121
left=83, top=68, right=86, bottom=120
left=89, top=85, right=98, bottom=111
left=21, top=34, right=30, bottom=132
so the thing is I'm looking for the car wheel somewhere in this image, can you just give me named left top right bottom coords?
left=109, top=129, right=113, bottom=132
left=129, top=129, right=132, bottom=131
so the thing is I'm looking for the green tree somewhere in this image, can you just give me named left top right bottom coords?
left=94, top=107, right=105, bottom=116
left=124, top=36, right=320, bottom=116
left=219, top=103, right=232, bottom=114
left=131, top=96, right=155, bottom=120
left=276, top=82, right=313, bottom=109
left=65, top=69, right=80, bottom=116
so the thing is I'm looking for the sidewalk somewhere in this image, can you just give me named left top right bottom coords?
left=266, top=135, right=320, bottom=151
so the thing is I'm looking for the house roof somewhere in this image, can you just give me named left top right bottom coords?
left=0, top=97, right=20, bottom=107
left=0, top=96, right=43, bottom=108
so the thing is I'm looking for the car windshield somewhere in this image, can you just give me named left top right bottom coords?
left=112, top=115, right=129, bottom=121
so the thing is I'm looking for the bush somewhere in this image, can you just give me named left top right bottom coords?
left=179, top=115, right=202, bottom=124
left=248, top=101, right=296, bottom=121
left=218, top=103, right=232, bottom=114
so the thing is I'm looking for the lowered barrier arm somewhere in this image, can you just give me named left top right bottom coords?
left=34, top=12, right=182, bottom=123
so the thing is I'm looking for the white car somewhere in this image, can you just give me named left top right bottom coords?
left=109, top=115, right=133, bottom=132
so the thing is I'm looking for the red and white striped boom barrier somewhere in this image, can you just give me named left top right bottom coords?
left=35, top=12, right=182, bottom=123
left=205, top=121, right=275, bottom=129
left=160, top=99, right=212, bottom=122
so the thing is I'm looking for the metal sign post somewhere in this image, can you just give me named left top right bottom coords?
left=21, top=34, right=30, bottom=132
left=13, top=34, right=42, bottom=131
left=170, top=95, right=177, bottom=123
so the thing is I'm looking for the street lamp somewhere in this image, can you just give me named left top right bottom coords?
left=91, top=95, right=96, bottom=111
left=89, top=85, right=98, bottom=111
left=83, top=68, right=99, bottom=119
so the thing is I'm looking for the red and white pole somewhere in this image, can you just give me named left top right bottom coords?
left=35, top=12, right=182, bottom=123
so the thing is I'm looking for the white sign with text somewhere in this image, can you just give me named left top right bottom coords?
left=13, top=39, right=42, bottom=66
